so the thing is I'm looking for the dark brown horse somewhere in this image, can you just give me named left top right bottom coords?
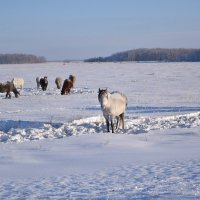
left=61, top=79, right=73, bottom=95
left=0, top=81, right=20, bottom=98
left=40, top=76, right=48, bottom=91
left=61, top=75, right=76, bottom=95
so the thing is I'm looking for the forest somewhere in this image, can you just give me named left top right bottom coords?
left=0, top=54, right=46, bottom=64
left=85, top=48, right=200, bottom=62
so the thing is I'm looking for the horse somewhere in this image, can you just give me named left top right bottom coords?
left=69, top=75, right=76, bottom=84
left=98, top=88, right=127, bottom=133
left=61, top=79, right=73, bottom=95
left=61, top=74, right=76, bottom=95
left=55, top=77, right=63, bottom=89
left=40, top=76, right=48, bottom=91
left=12, top=78, right=24, bottom=89
left=36, top=77, right=41, bottom=89
left=0, top=81, right=20, bottom=98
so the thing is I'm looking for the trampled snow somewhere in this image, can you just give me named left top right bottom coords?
left=0, top=62, right=200, bottom=199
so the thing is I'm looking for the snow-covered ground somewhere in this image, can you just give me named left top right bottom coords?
left=0, top=62, right=200, bottom=199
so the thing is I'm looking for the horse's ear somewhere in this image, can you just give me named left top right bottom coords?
left=98, top=88, right=100, bottom=93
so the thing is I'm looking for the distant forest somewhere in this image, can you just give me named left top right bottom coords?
left=0, top=54, right=46, bottom=64
left=84, top=48, right=200, bottom=62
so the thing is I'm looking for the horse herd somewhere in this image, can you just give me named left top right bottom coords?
left=0, top=75, right=76, bottom=99
left=0, top=75, right=128, bottom=133
left=36, top=75, right=76, bottom=94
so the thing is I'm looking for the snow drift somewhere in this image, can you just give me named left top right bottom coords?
left=1, top=112, right=200, bottom=143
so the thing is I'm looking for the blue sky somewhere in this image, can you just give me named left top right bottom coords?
left=0, top=0, right=200, bottom=60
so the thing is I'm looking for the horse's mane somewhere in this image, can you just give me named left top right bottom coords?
left=98, top=89, right=128, bottom=109
left=111, top=91, right=128, bottom=104
left=111, top=91, right=127, bottom=98
left=98, top=89, right=127, bottom=100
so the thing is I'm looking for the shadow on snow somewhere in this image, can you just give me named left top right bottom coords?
left=0, top=120, right=62, bottom=132
left=86, top=106, right=200, bottom=114
left=127, top=106, right=200, bottom=114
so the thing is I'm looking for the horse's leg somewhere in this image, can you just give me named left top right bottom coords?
left=116, top=116, right=120, bottom=130
left=68, top=87, right=72, bottom=94
left=120, top=113, right=125, bottom=129
left=105, top=118, right=110, bottom=132
left=111, top=118, right=115, bottom=133
left=6, top=92, right=11, bottom=98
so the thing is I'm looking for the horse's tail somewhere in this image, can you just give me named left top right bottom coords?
left=125, top=95, right=128, bottom=108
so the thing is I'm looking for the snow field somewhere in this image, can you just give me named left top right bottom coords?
left=0, top=159, right=200, bottom=199
left=0, top=62, right=200, bottom=199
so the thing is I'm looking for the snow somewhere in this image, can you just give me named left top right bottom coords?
left=0, top=62, right=200, bottom=199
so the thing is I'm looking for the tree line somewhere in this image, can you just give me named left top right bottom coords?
left=84, top=48, right=200, bottom=62
left=0, top=54, right=46, bottom=64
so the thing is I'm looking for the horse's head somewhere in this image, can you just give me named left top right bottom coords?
left=98, top=88, right=109, bottom=106
left=98, top=88, right=107, bottom=96
left=15, top=91, right=20, bottom=98
left=13, top=88, right=20, bottom=98
left=69, top=75, right=76, bottom=84
left=44, top=76, right=48, bottom=84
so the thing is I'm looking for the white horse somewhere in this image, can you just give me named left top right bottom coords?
left=36, top=77, right=41, bottom=89
left=98, top=88, right=128, bottom=133
left=12, top=78, right=24, bottom=89
left=55, top=77, right=63, bottom=89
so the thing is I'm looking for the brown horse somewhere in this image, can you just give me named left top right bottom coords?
left=61, top=79, right=73, bottom=95
left=61, top=75, right=76, bottom=95
left=0, top=81, right=20, bottom=98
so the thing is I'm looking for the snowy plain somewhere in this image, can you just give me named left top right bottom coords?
left=0, top=61, right=200, bottom=199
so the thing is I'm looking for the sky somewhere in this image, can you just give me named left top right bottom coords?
left=0, top=0, right=200, bottom=60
